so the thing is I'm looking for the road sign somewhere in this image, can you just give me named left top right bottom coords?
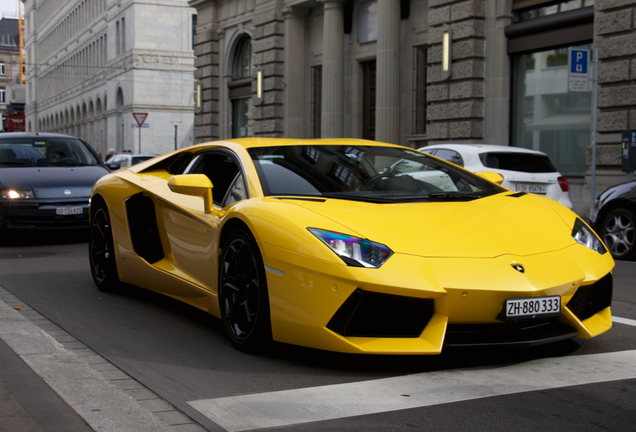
left=568, top=48, right=590, bottom=92
left=133, top=113, right=148, bottom=127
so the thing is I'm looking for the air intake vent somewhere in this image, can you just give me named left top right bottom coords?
left=567, top=273, right=613, bottom=321
left=327, top=289, right=434, bottom=338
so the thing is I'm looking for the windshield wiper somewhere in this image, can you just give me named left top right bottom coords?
left=425, top=192, right=492, bottom=200
left=320, top=193, right=400, bottom=203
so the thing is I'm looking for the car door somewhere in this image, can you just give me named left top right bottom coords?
left=157, top=150, right=244, bottom=293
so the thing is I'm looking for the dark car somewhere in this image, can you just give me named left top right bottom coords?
left=0, top=132, right=115, bottom=231
left=589, top=180, right=636, bottom=261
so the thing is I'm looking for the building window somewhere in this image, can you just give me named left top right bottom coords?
left=233, top=37, right=251, bottom=80
left=513, top=0, right=594, bottom=23
left=116, top=20, right=120, bottom=56
left=230, top=36, right=253, bottom=138
left=0, top=62, right=5, bottom=75
left=362, top=60, right=376, bottom=141
left=311, top=65, right=322, bottom=138
left=0, top=87, right=5, bottom=103
left=511, top=44, right=592, bottom=177
left=412, top=45, right=427, bottom=135
left=357, top=1, right=378, bottom=43
left=121, top=18, right=125, bottom=54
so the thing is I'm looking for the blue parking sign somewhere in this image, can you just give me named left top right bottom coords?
left=568, top=47, right=590, bottom=92
left=570, top=49, right=588, bottom=74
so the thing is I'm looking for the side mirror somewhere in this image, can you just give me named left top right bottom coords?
left=106, top=162, right=121, bottom=171
left=476, top=171, right=503, bottom=185
left=168, top=174, right=214, bottom=214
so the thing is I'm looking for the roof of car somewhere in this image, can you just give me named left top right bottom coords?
left=419, top=144, right=547, bottom=156
left=0, top=132, right=83, bottom=140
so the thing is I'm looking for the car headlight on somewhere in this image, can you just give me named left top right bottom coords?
left=572, top=218, right=606, bottom=255
left=308, top=228, right=393, bottom=268
left=0, top=188, right=34, bottom=199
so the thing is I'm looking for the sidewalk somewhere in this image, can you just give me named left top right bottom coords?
left=0, top=286, right=206, bottom=432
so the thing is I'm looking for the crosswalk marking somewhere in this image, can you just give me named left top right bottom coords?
left=613, top=316, right=636, bottom=327
left=189, top=348, right=636, bottom=432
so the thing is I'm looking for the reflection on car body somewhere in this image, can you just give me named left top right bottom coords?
left=89, top=138, right=613, bottom=355
left=419, top=144, right=573, bottom=209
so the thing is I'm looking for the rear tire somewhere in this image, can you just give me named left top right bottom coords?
left=600, top=207, right=636, bottom=261
left=219, top=227, right=271, bottom=352
left=89, top=199, right=120, bottom=292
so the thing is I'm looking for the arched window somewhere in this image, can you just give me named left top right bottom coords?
left=232, top=37, right=252, bottom=80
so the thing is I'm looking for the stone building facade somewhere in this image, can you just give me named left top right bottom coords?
left=189, top=0, right=636, bottom=217
left=23, top=0, right=196, bottom=156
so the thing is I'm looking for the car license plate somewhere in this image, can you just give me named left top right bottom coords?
left=56, top=207, right=83, bottom=215
left=515, top=184, right=547, bottom=194
left=505, top=295, right=560, bottom=319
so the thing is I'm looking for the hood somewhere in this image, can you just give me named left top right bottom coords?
left=287, top=193, right=576, bottom=258
left=0, top=166, right=109, bottom=199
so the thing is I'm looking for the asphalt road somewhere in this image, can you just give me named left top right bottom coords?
left=1, top=232, right=635, bottom=431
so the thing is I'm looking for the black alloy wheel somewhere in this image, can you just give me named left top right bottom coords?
left=601, top=207, right=636, bottom=261
left=219, top=227, right=271, bottom=352
left=89, top=199, right=120, bottom=292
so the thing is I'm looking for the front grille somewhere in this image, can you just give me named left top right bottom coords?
left=327, top=289, right=434, bottom=338
left=444, top=319, right=578, bottom=347
left=566, top=273, right=613, bottom=321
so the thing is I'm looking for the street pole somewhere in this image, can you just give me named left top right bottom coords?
left=138, top=124, right=142, bottom=154
left=174, top=124, right=178, bottom=150
left=591, top=48, right=599, bottom=206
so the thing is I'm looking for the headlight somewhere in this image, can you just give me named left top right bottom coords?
left=0, top=188, right=34, bottom=199
left=572, top=218, right=606, bottom=255
left=308, top=228, right=393, bottom=268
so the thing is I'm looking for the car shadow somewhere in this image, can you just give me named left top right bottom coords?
left=103, top=280, right=583, bottom=375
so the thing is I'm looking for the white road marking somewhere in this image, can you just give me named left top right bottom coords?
left=613, top=316, right=636, bottom=327
left=190, top=345, right=636, bottom=431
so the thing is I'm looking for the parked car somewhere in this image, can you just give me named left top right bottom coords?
left=418, top=144, right=572, bottom=209
left=589, top=180, right=636, bottom=261
left=0, top=132, right=116, bottom=232
left=89, top=138, right=612, bottom=355
left=107, top=153, right=157, bottom=169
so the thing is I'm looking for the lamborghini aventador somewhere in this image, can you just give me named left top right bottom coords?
left=89, top=138, right=614, bottom=354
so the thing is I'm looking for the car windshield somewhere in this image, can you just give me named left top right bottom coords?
left=249, top=145, right=505, bottom=203
left=0, top=138, right=100, bottom=167
left=480, top=152, right=557, bottom=173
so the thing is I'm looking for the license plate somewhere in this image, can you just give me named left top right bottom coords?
left=56, top=207, right=83, bottom=215
left=515, top=184, right=547, bottom=194
left=505, top=295, right=561, bottom=319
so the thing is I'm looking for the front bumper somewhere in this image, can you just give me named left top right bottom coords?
left=262, top=242, right=614, bottom=354
left=0, top=198, right=90, bottom=230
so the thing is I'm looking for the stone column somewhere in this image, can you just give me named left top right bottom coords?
left=320, top=0, right=345, bottom=138
left=283, top=6, right=309, bottom=138
left=376, top=0, right=401, bottom=145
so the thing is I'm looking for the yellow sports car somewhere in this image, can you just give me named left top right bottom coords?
left=89, top=138, right=614, bottom=354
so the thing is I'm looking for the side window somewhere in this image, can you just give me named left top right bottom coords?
left=223, top=173, right=247, bottom=207
left=433, top=149, right=464, bottom=167
left=189, top=153, right=243, bottom=205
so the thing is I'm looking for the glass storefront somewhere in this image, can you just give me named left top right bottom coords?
left=512, top=44, right=592, bottom=177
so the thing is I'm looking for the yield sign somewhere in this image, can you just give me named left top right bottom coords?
left=133, top=112, right=148, bottom=127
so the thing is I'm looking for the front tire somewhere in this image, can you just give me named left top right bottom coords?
left=600, top=207, right=636, bottom=261
left=219, top=227, right=271, bottom=352
left=89, top=199, right=120, bottom=292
